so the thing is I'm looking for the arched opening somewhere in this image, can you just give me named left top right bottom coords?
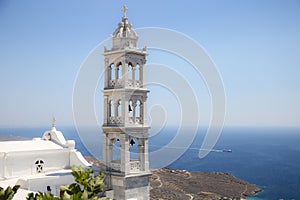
left=117, top=100, right=122, bottom=117
left=110, top=64, right=115, bottom=80
left=135, top=64, right=140, bottom=81
left=128, top=63, right=133, bottom=80
left=112, top=137, right=121, bottom=161
left=128, top=100, right=133, bottom=117
left=129, top=137, right=138, bottom=160
left=136, top=100, right=141, bottom=119
left=110, top=100, right=115, bottom=117
left=117, top=62, right=122, bottom=79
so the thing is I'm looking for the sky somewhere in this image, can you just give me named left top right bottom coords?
left=0, top=0, right=299, bottom=128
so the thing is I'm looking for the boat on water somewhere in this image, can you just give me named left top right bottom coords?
left=222, top=149, right=232, bottom=152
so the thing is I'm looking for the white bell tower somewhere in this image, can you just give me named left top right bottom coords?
left=102, top=6, right=151, bottom=200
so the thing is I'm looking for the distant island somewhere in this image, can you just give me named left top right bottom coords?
left=85, top=156, right=261, bottom=200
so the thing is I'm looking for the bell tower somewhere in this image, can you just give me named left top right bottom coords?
left=102, top=6, right=151, bottom=200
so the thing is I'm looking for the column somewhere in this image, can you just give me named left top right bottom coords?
left=138, top=138, right=144, bottom=171
left=123, top=96, right=128, bottom=125
left=143, top=97, right=148, bottom=125
left=132, top=66, right=136, bottom=81
left=115, top=65, right=118, bottom=80
left=140, top=64, right=145, bottom=87
left=114, top=100, right=118, bottom=119
left=104, top=59, right=109, bottom=88
left=132, top=101, right=136, bottom=124
left=144, top=137, right=149, bottom=171
left=120, top=134, right=130, bottom=175
left=140, top=102, right=144, bottom=124
left=123, top=62, right=128, bottom=87
left=102, top=133, right=107, bottom=167
left=104, top=96, right=108, bottom=125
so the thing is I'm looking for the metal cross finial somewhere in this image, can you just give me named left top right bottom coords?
left=52, top=116, right=56, bottom=128
left=122, top=5, right=128, bottom=18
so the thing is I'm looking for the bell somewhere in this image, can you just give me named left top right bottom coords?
left=128, top=105, right=132, bottom=112
left=130, top=139, right=135, bottom=146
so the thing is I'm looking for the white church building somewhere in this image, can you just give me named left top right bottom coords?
left=0, top=119, right=91, bottom=198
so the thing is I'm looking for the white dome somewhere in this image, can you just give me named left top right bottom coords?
left=111, top=9, right=139, bottom=50
left=112, top=18, right=138, bottom=39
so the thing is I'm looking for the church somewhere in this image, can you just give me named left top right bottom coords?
left=0, top=119, right=91, bottom=198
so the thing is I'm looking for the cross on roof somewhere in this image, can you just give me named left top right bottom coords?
left=52, top=116, right=56, bottom=128
left=122, top=5, right=128, bottom=18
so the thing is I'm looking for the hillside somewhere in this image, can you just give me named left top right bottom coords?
left=85, top=156, right=261, bottom=200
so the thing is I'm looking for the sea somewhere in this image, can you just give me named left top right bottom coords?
left=0, top=126, right=299, bottom=200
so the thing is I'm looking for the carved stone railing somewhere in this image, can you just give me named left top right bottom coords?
left=110, top=160, right=121, bottom=171
left=109, top=116, right=123, bottom=125
left=130, top=160, right=140, bottom=173
left=109, top=80, right=115, bottom=88
left=109, top=79, right=124, bottom=88
left=110, top=160, right=140, bottom=173
left=128, top=117, right=142, bottom=125
left=126, top=80, right=142, bottom=88
left=135, top=80, right=141, bottom=87
left=109, top=79, right=141, bottom=88
left=135, top=117, right=142, bottom=124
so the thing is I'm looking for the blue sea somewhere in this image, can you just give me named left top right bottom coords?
left=1, top=126, right=299, bottom=199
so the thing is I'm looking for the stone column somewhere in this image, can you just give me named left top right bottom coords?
left=115, top=65, right=119, bottom=80
left=104, top=96, right=108, bottom=125
left=114, top=101, right=118, bottom=118
left=104, top=59, right=109, bottom=88
left=138, top=138, right=144, bottom=171
left=144, top=137, right=149, bottom=171
left=108, top=140, right=113, bottom=165
left=102, top=133, right=107, bottom=167
left=120, top=134, right=130, bottom=175
left=123, top=62, right=128, bottom=88
left=140, top=63, right=145, bottom=87
left=132, top=66, right=136, bottom=81
left=132, top=101, right=136, bottom=124
left=142, top=96, right=148, bottom=125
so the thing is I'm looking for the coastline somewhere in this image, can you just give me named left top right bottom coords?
left=85, top=156, right=261, bottom=200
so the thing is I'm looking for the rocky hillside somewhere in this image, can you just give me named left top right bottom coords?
left=150, top=168, right=261, bottom=200
left=85, top=156, right=261, bottom=200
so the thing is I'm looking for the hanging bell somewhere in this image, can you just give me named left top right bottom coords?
left=128, top=105, right=132, bottom=112
left=130, top=139, right=135, bottom=146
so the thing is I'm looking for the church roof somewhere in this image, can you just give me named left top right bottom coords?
left=0, top=139, right=63, bottom=153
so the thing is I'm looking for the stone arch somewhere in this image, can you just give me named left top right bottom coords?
left=128, top=62, right=133, bottom=80
left=110, top=100, right=115, bottom=117
left=117, top=62, right=122, bottom=79
left=128, top=99, right=133, bottom=117
left=136, top=100, right=141, bottom=119
left=135, top=64, right=140, bottom=81
left=110, top=64, right=115, bottom=80
left=111, top=137, right=120, bottom=161
left=117, top=100, right=122, bottom=117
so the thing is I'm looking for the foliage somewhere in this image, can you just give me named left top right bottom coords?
left=26, top=192, right=59, bottom=200
left=26, top=166, right=108, bottom=200
left=0, top=185, right=20, bottom=200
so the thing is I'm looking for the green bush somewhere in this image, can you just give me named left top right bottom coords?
left=0, top=185, right=20, bottom=200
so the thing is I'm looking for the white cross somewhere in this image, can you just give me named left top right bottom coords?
left=122, top=5, right=128, bottom=18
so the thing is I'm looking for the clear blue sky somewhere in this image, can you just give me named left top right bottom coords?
left=0, top=0, right=299, bottom=128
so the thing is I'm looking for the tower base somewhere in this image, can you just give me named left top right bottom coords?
left=106, top=172, right=151, bottom=200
